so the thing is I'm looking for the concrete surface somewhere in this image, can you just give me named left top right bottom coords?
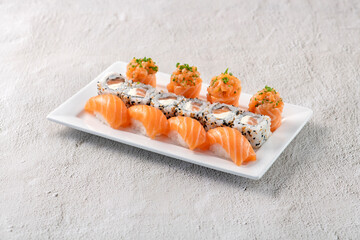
left=1, top=0, right=360, bottom=239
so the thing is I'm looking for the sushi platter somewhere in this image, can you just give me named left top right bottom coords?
left=47, top=61, right=312, bottom=179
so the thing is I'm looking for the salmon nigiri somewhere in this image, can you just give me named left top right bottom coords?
left=167, top=63, right=202, bottom=98
left=84, top=94, right=130, bottom=129
left=207, top=127, right=256, bottom=166
left=248, top=86, right=284, bottom=132
left=128, top=105, right=169, bottom=139
left=167, top=116, right=207, bottom=150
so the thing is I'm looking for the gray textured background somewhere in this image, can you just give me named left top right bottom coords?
left=1, top=0, right=360, bottom=239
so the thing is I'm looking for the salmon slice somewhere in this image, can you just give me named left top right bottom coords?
left=84, top=94, right=130, bottom=129
left=167, top=116, right=207, bottom=150
left=135, top=88, right=147, bottom=97
left=128, top=105, right=169, bottom=139
left=207, top=127, right=256, bottom=166
left=167, top=82, right=201, bottom=99
left=206, top=94, right=240, bottom=107
left=137, top=74, right=156, bottom=87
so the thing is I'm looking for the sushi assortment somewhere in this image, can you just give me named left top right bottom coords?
left=85, top=57, right=285, bottom=166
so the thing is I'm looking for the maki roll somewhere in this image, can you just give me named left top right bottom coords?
left=150, top=92, right=184, bottom=118
left=120, top=82, right=158, bottom=108
left=126, top=57, right=158, bottom=87
left=207, top=68, right=241, bottom=106
left=233, top=112, right=271, bottom=148
left=167, top=63, right=202, bottom=98
left=248, top=86, right=284, bottom=132
left=176, top=98, right=209, bottom=122
left=202, top=103, right=242, bottom=131
left=97, top=72, right=132, bottom=96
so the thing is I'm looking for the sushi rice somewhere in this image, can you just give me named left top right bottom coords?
left=167, top=130, right=189, bottom=149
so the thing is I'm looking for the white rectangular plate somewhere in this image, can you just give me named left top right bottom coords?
left=47, top=61, right=312, bottom=180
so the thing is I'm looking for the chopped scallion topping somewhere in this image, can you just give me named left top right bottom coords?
left=264, top=85, right=274, bottom=92
left=222, top=77, right=229, bottom=84
left=178, top=63, right=195, bottom=72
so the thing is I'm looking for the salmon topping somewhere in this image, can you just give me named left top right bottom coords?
left=191, top=102, right=202, bottom=111
left=136, top=88, right=147, bottom=97
left=107, top=78, right=125, bottom=85
left=167, top=63, right=202, bottom=98
left=160, top=96, right=177, bottom=101
left=126, top=57, right=158, bottom=87
left=241, top=116, right=258, bottom=125
left=207, top=68, right=241, bottom=106
left=170, top=63, right=201, bottom=87
left=212, top=107, right=230, bottom=114
left=248, top=86, right=283, bottom=111
left=248, top=86, right=284, bottom=132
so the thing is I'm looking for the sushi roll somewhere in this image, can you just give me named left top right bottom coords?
left=207, top=68, right=241, bottom=106
left=176, top=98, right=210, bottom=122
left=150, top=92, right=184, bottom=118
left=248, top=86, right=284, bottom=132
left=128, top=105, right=169, bottom=139
left=167, top=63, right=202, bottom=98
left=120, top=82, right=159, bottom=108
left=207, top=127, right=256, bottom=166
left=202, top=103, right=242, bottom=131
left=167, top=117, right=207, bottom=150
left=126, top=57, right=158, bottom=87
left=233, top=112, right=271, bottom=148
left=97, top=72, right=132, bottom=96
left=84, top=94, right=130, bottom=129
